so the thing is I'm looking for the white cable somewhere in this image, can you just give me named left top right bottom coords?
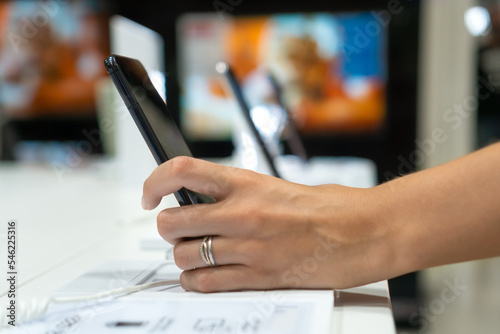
left=52, top=279, right=180, bottom=303
left=0, top=279, right=180, bottom=327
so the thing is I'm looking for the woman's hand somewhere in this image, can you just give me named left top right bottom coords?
left=141, top=156, right=396, bottom=292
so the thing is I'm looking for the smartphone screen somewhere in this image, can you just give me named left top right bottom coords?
left=104, top=55, right=214, bottom=206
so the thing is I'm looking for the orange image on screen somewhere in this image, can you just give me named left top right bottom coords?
left=222, top=16, right=386, bottom=134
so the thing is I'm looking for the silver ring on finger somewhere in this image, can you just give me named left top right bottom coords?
left=200, top=236, right=217, bottom=267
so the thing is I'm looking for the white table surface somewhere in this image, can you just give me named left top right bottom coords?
left=0, top=160, right=395, bottom=334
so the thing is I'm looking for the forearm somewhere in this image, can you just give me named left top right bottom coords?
left=374, top=142, right=500, bottom=277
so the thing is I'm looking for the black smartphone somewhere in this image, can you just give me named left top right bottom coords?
left=215, top=62, right=281, bottom=178
left=104, top=54, right=214, bottom=206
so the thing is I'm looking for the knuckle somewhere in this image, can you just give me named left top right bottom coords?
left=238, top=169, right=260, bottom=187
left=194, top=271, right=217, bottom=293
left=178, top=205, right=199, bottom=224
left=220, top=203, right=261, bottom=235
left=240, top=210, right=263, bottom=234
left=203, top=182, right=221, bottom=198
left=179, top=271, right=190, bottom=290
left=217, top=167, right=235, bottom=188
left=173, top=244, right=191, bottom=270
left=168, top=156, right=194, bottom=176
left=244, top=241, right=267, bottom=267
left=157, top=210, right=176, bottom=236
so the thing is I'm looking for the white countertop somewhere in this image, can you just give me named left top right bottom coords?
left=0, top=159, right=395, bottom=333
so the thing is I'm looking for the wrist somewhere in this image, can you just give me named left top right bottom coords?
left=363, top=181, right=417, bottom=281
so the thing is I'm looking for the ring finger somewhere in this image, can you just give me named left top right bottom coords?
left=173, top=236, right=249, bottom=270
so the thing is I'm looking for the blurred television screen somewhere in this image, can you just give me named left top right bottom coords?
left=0, top=0, right=110, bottom=119
left=177, top=12, right=387, bottom=141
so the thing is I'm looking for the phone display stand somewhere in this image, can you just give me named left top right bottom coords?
left=231, top=103, right=287, bottom=175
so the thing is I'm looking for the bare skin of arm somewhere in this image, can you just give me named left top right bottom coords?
left=141, top=143, right=500, bottom=292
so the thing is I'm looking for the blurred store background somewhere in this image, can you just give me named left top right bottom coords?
left=0, top=0, right=499, bottom=333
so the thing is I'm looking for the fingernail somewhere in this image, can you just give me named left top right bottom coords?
left=141, top=197, right=149, bottom=210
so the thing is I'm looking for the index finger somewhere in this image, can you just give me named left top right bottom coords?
left=142, top=156, right=236, bottom=210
